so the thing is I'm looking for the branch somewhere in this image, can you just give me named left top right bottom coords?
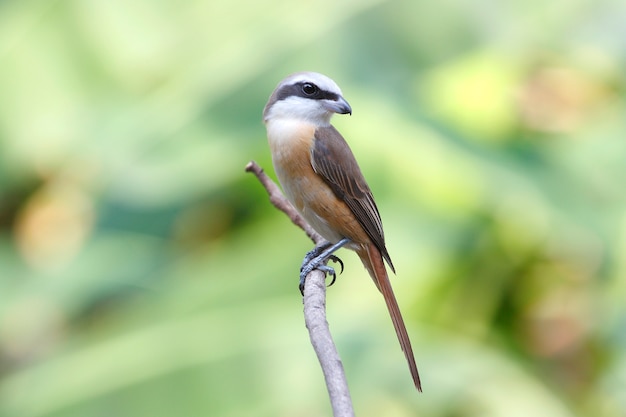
left=245, top=161, right=355, bottom=417
left=303, top=270, right=355, bottom=417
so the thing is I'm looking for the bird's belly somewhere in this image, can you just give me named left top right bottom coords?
left=273, top=159, right=343, bottom=244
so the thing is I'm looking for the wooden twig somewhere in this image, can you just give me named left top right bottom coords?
left=245, top=160, right=355, bottom=417
left=303, top=270, right=355, bottom=417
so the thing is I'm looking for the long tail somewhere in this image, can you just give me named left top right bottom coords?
left=358, top=244, right=422, bottom=391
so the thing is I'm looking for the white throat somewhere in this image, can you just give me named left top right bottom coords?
left=264, top=96, right=333, bottom=126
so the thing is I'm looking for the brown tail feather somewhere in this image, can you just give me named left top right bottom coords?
left=358, top=244, right=422, bottom=391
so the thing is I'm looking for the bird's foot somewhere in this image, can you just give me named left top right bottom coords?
left=301, top=241, right=332, bottom=268
left=299, top=238, right=350, bottom=295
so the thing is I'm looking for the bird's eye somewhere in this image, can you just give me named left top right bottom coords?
left=302, top=83, right=318, bottom=95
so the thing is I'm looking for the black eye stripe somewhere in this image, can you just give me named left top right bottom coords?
left=275, top=82, right=340, bottom=102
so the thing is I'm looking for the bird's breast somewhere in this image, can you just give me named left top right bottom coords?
left=266, top=120, right=320, bottom=209
left=265, top=119, right=347, bottom=243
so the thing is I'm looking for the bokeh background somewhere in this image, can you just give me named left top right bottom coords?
left=1, top=0, right=625, bottom=416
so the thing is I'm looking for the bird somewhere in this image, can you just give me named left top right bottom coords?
left=262, top=71, right=421, bottom=391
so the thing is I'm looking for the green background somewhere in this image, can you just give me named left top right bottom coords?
left=1, top=0, right=625, bottom=416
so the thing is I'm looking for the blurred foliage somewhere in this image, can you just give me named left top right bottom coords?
left=1, top=0, right=625, bottom=416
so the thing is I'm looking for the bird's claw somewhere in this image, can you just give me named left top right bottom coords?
left=327, top=255, right=344, bottom=275
left=298, top=238, right=351, bottom=295
left=299, top=248, right=345, bottom=295
left=326, top=255, right=343, bottom=287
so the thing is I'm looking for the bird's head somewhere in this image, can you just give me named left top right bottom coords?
left=263, top=72, right=352, bottom=126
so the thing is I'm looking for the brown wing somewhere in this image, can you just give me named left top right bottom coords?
left=311, top=125, right=395, bottom=273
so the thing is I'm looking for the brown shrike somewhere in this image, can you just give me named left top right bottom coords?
left=263, top=72, right=421, bottom=391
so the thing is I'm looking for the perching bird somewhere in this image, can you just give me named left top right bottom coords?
left=262, top=71, right=421, bottom=391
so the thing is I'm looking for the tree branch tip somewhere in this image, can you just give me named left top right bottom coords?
left=244, top=160, right=259, bottom=173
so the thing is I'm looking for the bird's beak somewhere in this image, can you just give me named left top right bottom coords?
left=322, top=96, right=352, bottom=115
